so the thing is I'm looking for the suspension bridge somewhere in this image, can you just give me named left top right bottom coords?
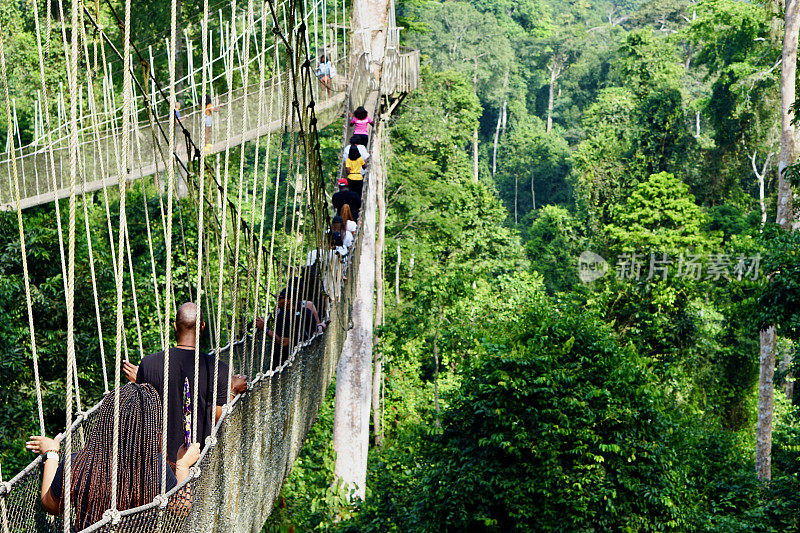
left=0, top=0, right=418, bottom=529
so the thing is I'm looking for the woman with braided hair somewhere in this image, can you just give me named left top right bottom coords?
left=26, top=383, right=200, bottom=530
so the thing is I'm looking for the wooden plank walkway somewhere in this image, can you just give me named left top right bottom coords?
left=0, top=85, right=346, bottom=211
left=0, top=47, right=419, bottom=212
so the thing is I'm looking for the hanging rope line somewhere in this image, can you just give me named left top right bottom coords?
left=0, top=0, right=419, bottom=529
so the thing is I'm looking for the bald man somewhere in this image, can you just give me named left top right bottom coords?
left=123, top=302, right=247, bottom=464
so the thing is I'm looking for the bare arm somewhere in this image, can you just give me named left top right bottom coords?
left=213, top=375, right=248, bottom=422
left=305, top=301, right=321, bottom=326
left=170, top=443, right=201, bottom=515
left=266, top=329, right=291, bottom=347
left=175, top=443, right=200, bottom=484
left=26, top=436, right=62, bottom=515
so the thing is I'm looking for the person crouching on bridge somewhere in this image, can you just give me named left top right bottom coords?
left=26, top=383, right=201, bottom=530
left=123, top=302, right=247, bottom=466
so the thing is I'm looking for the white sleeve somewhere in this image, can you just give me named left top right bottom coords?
left=359, top=145, right=370, bottom=160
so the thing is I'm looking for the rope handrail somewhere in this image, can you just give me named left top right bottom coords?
left=0, top=0, right=418, bottom=525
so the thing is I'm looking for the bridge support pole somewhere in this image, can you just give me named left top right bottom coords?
left=333, top=112, right=383, bottom=500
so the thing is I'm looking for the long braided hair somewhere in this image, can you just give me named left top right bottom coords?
left=70, top=383, right=163, bottom=530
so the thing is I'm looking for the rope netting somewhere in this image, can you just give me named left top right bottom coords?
left=0, top=0, right=387, bottom=528
left=0, top=295, right=357, bottom=533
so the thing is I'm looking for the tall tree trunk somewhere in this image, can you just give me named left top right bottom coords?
left=492, top=71, right=509, bottom=178
left=432, top=308, right=443, bottom=429
left=395, top=241, right=400, bottom=304
left=531, top=174, right=536, bottom=211
left=514, top=175, right=518, bottom=224
left=546, top=63, right=559, bottom=133
left=333, top=117, right=381, bottom=500
left=751, top=151, right=772, bottom=230
left=757, top=0, right=799, bottom=481
left=334, top=0, right=391, bottom=499
left=493, top=106, right=502, bottom=179
left=372, top=140, right=386, bottom=447
left=757, top=327, right=777, bottom=480
left=472, top=61, right=479, bottom=184
left=778, top=0, right=798, bottom=230
left=695, top=111, right=700, bottom=137
left=175, top=0, right=184, bottom=94
left=472, top=126, right=479, bottom=184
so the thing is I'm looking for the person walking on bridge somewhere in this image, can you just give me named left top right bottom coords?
left=203, top=95, right=221, bottom=153
left=343, top=146, right=366, bottom=196
left=123, top=302, right=247, bottom=465
left=332, top=177, right=361, bottom=221
left=350, top=106, right=372, bottom=146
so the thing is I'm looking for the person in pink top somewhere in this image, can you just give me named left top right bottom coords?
left=350, top=106, right=373, bottom=145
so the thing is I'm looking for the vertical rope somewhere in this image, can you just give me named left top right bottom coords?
left=111, top=0, right=133, bottom=512
left=194, top=0, right=212, bottom=443
left=82, top=85, right=109, bottom=393
left=211, top=10, right=238, bottom=436
left=0, top=21, right=45, bottom=437
left=227, top=0, right=256, bottom=399
left=162, top=0, right=180, bottom=496
left=63, top=0, right=82, bottom=525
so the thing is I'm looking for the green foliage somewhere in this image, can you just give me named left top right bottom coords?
left=758, top=227, right=800, bottom=338
left=495, top=118, right=572, bottom=220
left=605, top=172, right=720, bottom=253
left=614, top=30, right=683, bottom=98
left=408, top=1, right=515, bottom=105
left=524, top=205, right=585, bottom=292
left=354, top=301, right=689, bottom=531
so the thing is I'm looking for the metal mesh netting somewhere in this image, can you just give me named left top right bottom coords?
left=0, top=259, right=356, bottom=533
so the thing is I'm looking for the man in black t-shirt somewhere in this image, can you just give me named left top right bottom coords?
left=331, top=179, right=361, bottom=221
left=123, top=302, right=247, bottom=464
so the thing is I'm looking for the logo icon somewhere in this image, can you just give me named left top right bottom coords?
left=578, top=251, right=608, bottom=283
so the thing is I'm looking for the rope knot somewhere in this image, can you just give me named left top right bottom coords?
left=303, top=58, right=311, bottom=69
left=154, top=494, right=169, bottom=509
left=103, top=508, right=122, bottom=525
left=207, top=435, right=218, bottom=448
left=190, top=466, right=202, bottom=479
left=0, top=481, right=11, bottom=495
left=271, top=26, right=280, bottom=35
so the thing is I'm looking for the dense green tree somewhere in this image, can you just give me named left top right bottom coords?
left=605, top=171, right=720, bottom=252
left=524, top=204, right=585, bottom=292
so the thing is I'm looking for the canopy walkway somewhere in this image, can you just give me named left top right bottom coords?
left=0, top=0, right=417, bottom=529
left=0, top=1, right=418, bottom=211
